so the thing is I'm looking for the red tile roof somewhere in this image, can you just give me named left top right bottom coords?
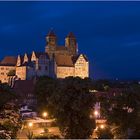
left=55, top=54, right=74, bottom=67
left=56, top=46, right=67, bottom=51
left=0, top=56, right=17, bottom=66
left=67, top=32, right=75, bottom=38
left=47, top=30, right=56, bottom=37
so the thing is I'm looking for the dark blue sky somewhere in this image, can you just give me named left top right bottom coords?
left=0, top=1, right=140, bottom=79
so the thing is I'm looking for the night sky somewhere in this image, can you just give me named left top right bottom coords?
left=0, top=1, right=140, bottom=80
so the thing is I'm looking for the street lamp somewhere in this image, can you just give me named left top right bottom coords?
left=26, top=122, right=34, bottom=139
left=100, top=124, right=105, bottom=129
left=42, top=112, right=48, bottom=119
left=94, top=111, right=98, bottom=116
left=28, top=122, right=33, bottom=128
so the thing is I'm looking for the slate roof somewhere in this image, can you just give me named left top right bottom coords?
left=20, top=62, right=34, bottom=67
left=34, top=52, right=49, bottom=59
left=56, top=46, right=67, bottom=51
left=26, top=54, right=32, bottom=61
left=19, top=55, right=24, bottom=64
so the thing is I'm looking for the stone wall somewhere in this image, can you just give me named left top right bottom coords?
left=0, top=66, right=15, bottom=83
left=56, top=66, right=74, bottom=78
left=16, top=66, right=27, bottom=80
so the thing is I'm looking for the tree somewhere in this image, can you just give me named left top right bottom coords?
left=96, top=126, right=113, bottom=139
left=99, top=83, right=140, bottom=138
left=47, top=77, right=96, bottom=139
left=93, top=79, right=111, bottom=91
left=0, top=83, right=16, bottom=109
left=0, top=83, right=21, bottom=139
left=0, top=102, right=21, bottom=139
left=7, top=70, right=15, bottom=76
left=26, top=131, right=34, bottom=139
left=34, top=76, right=57, bottom=114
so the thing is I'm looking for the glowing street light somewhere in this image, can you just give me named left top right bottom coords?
left=42, top=112, right=48, bottom=119
left=100, top=124, right=105, bottom=129
left=89, top=114, right=93, bottom=119
left=28, top=122, right=33, bottom=128
left=94, top=111, right=98, bottom=116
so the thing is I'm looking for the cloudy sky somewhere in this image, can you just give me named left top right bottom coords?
left=0, top=1, right=140, bottom=79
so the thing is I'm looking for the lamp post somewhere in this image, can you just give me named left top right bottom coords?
left=26, top=122, right=34, bottom=139
left=42, top=112, right=48, bottom=128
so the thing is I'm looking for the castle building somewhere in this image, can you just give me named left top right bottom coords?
left=0, top=56, right=17, bottom=83
left=0, top=31, right=89, bottom=83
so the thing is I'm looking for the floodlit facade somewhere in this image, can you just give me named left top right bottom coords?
left=0, top=31, right=89, bottom=83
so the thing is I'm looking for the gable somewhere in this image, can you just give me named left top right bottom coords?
left=73, top=54, right=88, bottom=65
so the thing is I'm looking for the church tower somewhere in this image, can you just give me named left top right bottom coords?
left=65, top=32, right=77, bottom=55
left=45, top=30, right=57, bottom=57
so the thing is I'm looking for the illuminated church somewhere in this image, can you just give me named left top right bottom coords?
left=0, top=30, right=89, bottom=83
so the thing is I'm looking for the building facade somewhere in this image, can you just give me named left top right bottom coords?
left=0, top=31, right=89, bottom=83
left=0, top=56, right=17, bottom=83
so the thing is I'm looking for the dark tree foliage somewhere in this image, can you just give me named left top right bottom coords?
left=0, top=83, right=16, bottom=110
left=7, top=70, right=15, bottom=76
left=34, top=76, right=57, bottom=113
left=96, top=126, right=113, bottom=139
left=47, top=77, right=96, bottom=139
left=99, top=83, right=140, bottom=139
left=93, top=79, right=111, bottom=91
left=0, top=83, right=21, bottom=139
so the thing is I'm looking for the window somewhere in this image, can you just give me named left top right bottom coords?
left=1, top=67, right=4, bottom=70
